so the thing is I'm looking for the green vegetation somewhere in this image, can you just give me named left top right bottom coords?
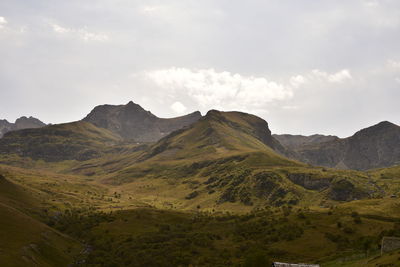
left=41, top=207, right=400, bottom=266
left=0, top=121, right=122, bottom=162
left=0, top=111, right=400, bottom=265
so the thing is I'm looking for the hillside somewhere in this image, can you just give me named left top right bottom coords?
left=140, top=110, right=292, bottom=161
left=0, top=121, right=122, bottom=162
left=286, top=121, right=400, bottom=170
left=82, top=101, right=202, bottom=142
left=0, top=105, right=399, bottom=265
left=0, top=172, right=81, bottom=266
left=69, top=110, right=379, bottom=212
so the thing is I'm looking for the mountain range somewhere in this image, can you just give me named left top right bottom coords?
left=1, top=101, right=398, bottom=171
left=82, top=101, right=202, bottom=142
left=1, top=100, right=400, bottom=266
left=275, top=121, right=400, bottom=170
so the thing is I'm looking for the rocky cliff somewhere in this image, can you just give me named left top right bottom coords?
left=292, top=121, right=400, bottom=170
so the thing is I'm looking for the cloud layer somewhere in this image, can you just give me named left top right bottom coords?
left=146, top=68, right=293, bottom=109
left=0, top=0, right=399, bottom=137
left=50, top=23, right=109, bottom=42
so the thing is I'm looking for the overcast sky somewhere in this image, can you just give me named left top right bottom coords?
left=0, top=0, right=399, bottom=137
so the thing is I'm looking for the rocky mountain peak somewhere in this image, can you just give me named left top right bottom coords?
left=352, top=121, right=398, bottom=138
left=0, top=116, right=46, bottom=138
left=14, top=116, right=46, bottom=130
left=83, top=101, right=202, bottom=142
left=291, top=121, right=400, bottom=170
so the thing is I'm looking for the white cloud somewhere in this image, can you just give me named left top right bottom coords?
left=50, top=23, right=109, bottom=42
left=0, top=16, right=7, bottom=29
left=327, top=69, right=352, bottom=83
left=171, top=101, right=187, bottom=114
left=388, top=60, right=400, bottom=70
left=311, top=69, right=352, bottom=83
left=364, top=0, right=379, bottom=8
left=141, top=5, right=162, bottom=14
left=79, top=29, right=109, bottom=42
left=51, top=23, right=70, bottom=33
left=290, top=75, right=306, bottom=88
left=146, top=68, right=293, bottom=110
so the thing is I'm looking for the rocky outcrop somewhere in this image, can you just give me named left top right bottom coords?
left=0, top=120, right=13, bottom=138
left=82, top=101, right=202, bottom=142
left=0, top=117, right=46, bottom=138
left=286, top=173, right=332, bottom=191
left=328, top=179, right=368, bottom=201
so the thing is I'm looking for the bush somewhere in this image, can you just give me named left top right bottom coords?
left=243, top=250, right=271, bottom=267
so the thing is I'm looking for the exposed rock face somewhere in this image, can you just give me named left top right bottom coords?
left=0, top=120, right=13, bottom=138
left=291, top=121, right=400, bottom=170
left=0, top=117, right=46, bottom=138
left=13, top=116, right=46, bottom=130
left=82, top=101, right=202, bottom=142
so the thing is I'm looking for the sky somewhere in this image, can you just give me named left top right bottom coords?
left=0, top=0, right=399, bottom=137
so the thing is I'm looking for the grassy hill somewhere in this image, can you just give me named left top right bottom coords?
left=0, top=172, right=82, bottom=266
left=1, top=108, right=400, bottom=265
left=65, top=111, right=381, bottom=213
left=0, top=121, right=122, bottom=162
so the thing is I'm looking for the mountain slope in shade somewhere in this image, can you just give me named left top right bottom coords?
left=294, top=121, right=400, bottom=170
left=0, top=116, right=46, bottom=138
left=82, top=101, right=202, bottom=142
left=0, top=121, right=122, bottom=162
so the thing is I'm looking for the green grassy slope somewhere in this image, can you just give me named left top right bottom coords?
left=45, top=206, right=400, bottom=266
left=1, top=109, right=400, bottom=265
left=64, top=111, right=380, bottom=213
left=0, top=173, right=82, bottom=266
left=140, top=110, right=292, bottom=162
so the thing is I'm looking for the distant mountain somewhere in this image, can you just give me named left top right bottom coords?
left=0, top=116, right=46, bottom=138
left=0, top=120, right=12, bottom=137
left=273, top=134, right=339, bottom=150
left=292, top=121, right=400, bottom=170
left=76, top=110, right=375, bottom=208
left=82, top=101, right=202, bottom=142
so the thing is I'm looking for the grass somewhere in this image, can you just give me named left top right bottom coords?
left=44, top=206, right=400, bottom=266
left=0, top=173, right=82, bottom=266
left=0, top=112, right=400, bottom=265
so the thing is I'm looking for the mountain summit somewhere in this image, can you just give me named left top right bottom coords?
left=82, top=101, right=202, bottom=142
left=141, top=109, right=293, bottom=163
